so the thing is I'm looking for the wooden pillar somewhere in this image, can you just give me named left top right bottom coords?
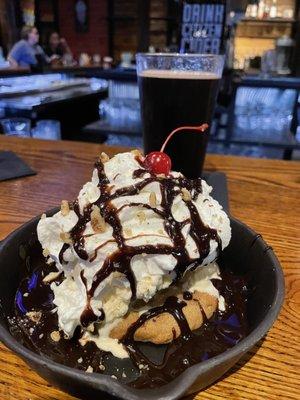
left=0, top=0, right=19, bottom=55
left=137, top=0, right=150, bottom=52
left=292, top=0, right=300, bottom=76
left=107, top=0, right=114, bottom=58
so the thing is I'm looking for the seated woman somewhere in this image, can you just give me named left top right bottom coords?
left=8, top=26, right=49, bottom=69
left=44, top=32, right=73, bottom=65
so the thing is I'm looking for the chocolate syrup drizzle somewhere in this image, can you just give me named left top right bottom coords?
left=123, top=296, right=192, bottom=346
left=10, top=157, right=249, bottom=389
left=58, top=157, right=220, bottom=329
left=11, top=262, right=248, bottom=389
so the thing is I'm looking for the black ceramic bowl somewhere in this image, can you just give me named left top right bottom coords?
left=0, top=210, right=284, bottom=400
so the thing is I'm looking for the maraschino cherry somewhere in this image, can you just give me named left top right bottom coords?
left=144, top=123, right=209, bottom=175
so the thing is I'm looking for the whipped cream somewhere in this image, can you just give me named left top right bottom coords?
left=37, top=150, right=231, bottom=354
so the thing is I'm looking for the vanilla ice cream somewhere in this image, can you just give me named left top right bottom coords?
left=37, top=150, right=231, bottom=357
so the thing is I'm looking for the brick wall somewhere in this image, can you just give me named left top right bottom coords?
left=58, top=0, right=108, bottom=60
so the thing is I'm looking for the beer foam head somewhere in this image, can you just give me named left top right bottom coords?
left=139, top=69, right=220, bottom=80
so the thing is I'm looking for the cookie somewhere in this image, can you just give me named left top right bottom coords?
left=110, top=291, right=218, bottom=344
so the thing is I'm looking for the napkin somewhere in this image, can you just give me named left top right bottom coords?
left=203, top=171, right=229, bottom=213
left=0, top=151, right=36, bottom=181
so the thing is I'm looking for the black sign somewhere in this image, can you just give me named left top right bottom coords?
left=180, top=1, right=226, bottom=54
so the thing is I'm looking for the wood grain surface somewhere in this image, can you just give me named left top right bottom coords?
left=0, top=136, right=299, bottom=400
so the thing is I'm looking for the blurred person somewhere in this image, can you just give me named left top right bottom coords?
left=8, top=26, right=49, bottom=69
left=44, top=32, right=73, bottom=64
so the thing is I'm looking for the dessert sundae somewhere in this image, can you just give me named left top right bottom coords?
left=11, top=126, right=248, bottom=387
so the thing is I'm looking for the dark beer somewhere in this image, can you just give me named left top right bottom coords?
left=138, top=69, right=220, bottom=178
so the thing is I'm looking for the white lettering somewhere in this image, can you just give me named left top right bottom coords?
left=203, top=38, right=211, bottom=53
left=190, top=38, right=199, bottom=52
left=192, top=4, right=201, bottom=22
left=180, top=38, right=190, bottom=52
left=199, top=4, right=205, bottom=22
left=181, top=23, right=192, bottom=37
left=214, top=5, right=224, bottom=23
left=205, top=5, right=214, bottom=23
left=210, top=38, right=221, bottom=53
left=180, top=3, right=224, bottom=54
left=214, top=24, right=222, bottom=37
left=183, top=3, right=192, bottom=22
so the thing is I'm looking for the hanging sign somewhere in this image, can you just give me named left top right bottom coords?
left=180, top=1, right=226, bottom=54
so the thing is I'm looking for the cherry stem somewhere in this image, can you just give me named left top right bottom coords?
left=160, top=123, right=209, bottom=153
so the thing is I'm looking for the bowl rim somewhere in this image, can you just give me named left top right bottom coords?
left=0, top=212, right=285, bottom=400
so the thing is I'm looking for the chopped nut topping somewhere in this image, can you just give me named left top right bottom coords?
left=99, top=152, right=109, bottom=163
left=26, top=311, right=42, bottom=323
left=39, top=334, right=44, bottom=339
left=41, top=213, right=46, bottom=219
left=23, top=292, right=29, bottom=298
left=50, top=330, right=60, bottom=342
left=111, top=272, right=124, bottom=280
left=149, top=192, right=157, bottom=208
left=181, top=188, right=191, bottom=202
left=42, top=248, right=50, bottom=257
left=122, top=371, right=127, bottom=378
left=60, top=231, right=72, bottom=244
left=99, top=364, right=106, bottom=371
left=131, top=149, right=143, bottom=158
left=124, top=228, right=132, bottom=237
left=86, top=366, right=93, bottom=373
left=138, top=363, right=149, bottom=371
left=111, top=375, right=117, bottom=379
left=91, top=205, right=106, bottom=233
left=60, top=200, right=70, bottom=216
left=77, top=357, right=83, bottom=364
left=137, top=210, right=146, bottom=223
left=43, top=271, right=61, bottom=283
left=87, top=323, right=95, bottom=333
left=79, top=336, right=88, bottom=346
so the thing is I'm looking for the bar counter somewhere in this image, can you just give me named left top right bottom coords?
left=0, top=74, right=108, bottom=138
left=0, top=136, right=299, bottom=400
left=0, top=65, right=137, bottom=81
left=0, top=66, right=30, bottom=77
left=2, top=65, right=300, bottom=85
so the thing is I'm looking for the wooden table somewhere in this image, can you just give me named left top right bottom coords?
left=0, top=136, right=299, bottom=400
